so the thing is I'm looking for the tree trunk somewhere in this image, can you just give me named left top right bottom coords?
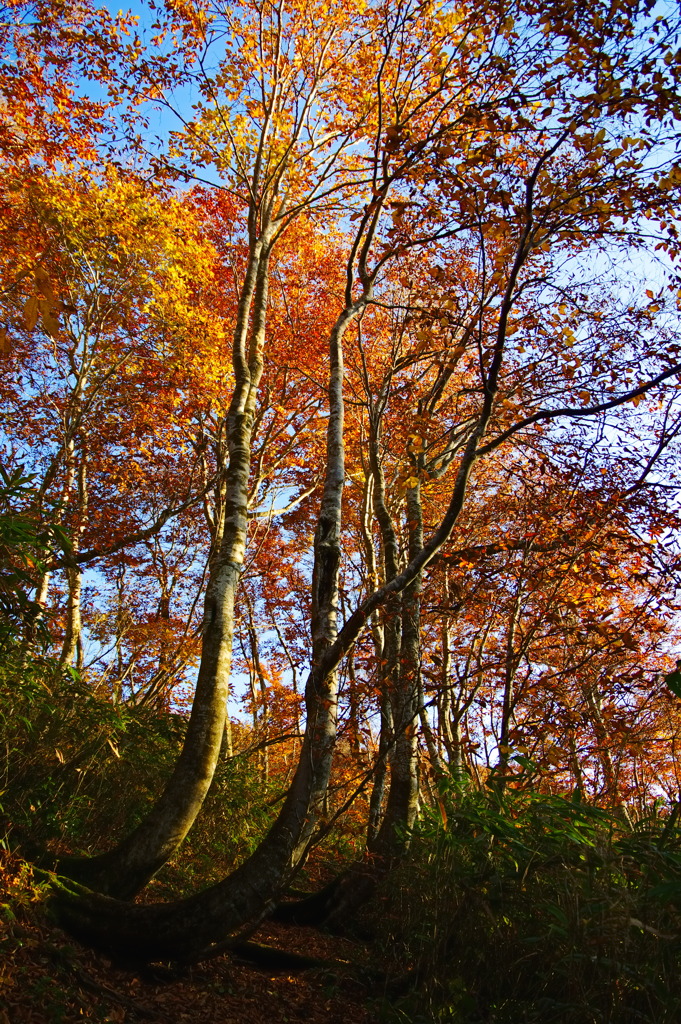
left=372, top=482, right=423, bottom=856
left=495, top=585, right=523, bottom=788
left=364, top=413, right=402, bottom=839
left=59, top=436, right=87, bottom=668
left=59, top=237, right=273, bottom=897
left=367, top=691, right=393, bottom=845
left=583, top=681, right=632, bottom=825
left=53, top=294, right=364, bottom=961
left=59, top=565, right=83, bottom=667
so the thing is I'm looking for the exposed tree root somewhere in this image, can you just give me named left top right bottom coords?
left=39, top=868, right=339, bottom=973
left=272, top=857, right=388, bottom=933
left=230, top=941, right=332, bottom=971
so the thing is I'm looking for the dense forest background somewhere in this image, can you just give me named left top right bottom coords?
left=4, top=0, right=681, bottom=1020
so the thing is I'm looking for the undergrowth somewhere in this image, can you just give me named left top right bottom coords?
left=5, top=652, right=681, bottom=1023
left=0, top=657, right=277, bottom=896
left=373, top=781, right=681, bottom=1024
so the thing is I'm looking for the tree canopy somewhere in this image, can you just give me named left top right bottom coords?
left=2, top=0, right=681, bottom=980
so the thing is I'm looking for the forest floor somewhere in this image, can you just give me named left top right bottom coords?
left=0, top=851, right=383, bottom=1024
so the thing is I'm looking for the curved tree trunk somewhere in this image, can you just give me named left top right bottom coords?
left=53, top=294, right=364, bottom=961
left=275, top=485, right=426, bottom=930
left=54, top=702, right=350, bottom=960
left=54, top=158, right=522, bottom=942
left=59, top=237, right=273, bottom=898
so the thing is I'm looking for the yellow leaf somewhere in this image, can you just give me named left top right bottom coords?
left=24, top=294, right=39, bottom=331
left=34, top=265, right=56, bottom=302
left=40, top=305, right=60, bottom=339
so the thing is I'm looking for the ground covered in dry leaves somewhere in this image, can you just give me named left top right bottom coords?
left=0, top=852, right=381, bottom=1024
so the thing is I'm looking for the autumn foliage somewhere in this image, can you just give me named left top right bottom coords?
left=2, top=0, right=681, bottom=1012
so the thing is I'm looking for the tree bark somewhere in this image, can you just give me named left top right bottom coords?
left=59, top=565, right=83, bottom=667
left=372, top=482, right=423, bottom=856
left=59, top=237, right=273, bottom=897
left=53, top=293, right=364, bottom=960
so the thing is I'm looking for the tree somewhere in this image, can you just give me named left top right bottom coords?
left=32, top=0, right=681, bottom=962
left=54, top=0, right=501, bottom=899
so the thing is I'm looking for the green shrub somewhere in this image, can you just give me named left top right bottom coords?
left=151, top=751, right=278, bottom=896
left=374, top=782, right=681, bottom=1023
left=0, top=660, right=175, bottom=852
